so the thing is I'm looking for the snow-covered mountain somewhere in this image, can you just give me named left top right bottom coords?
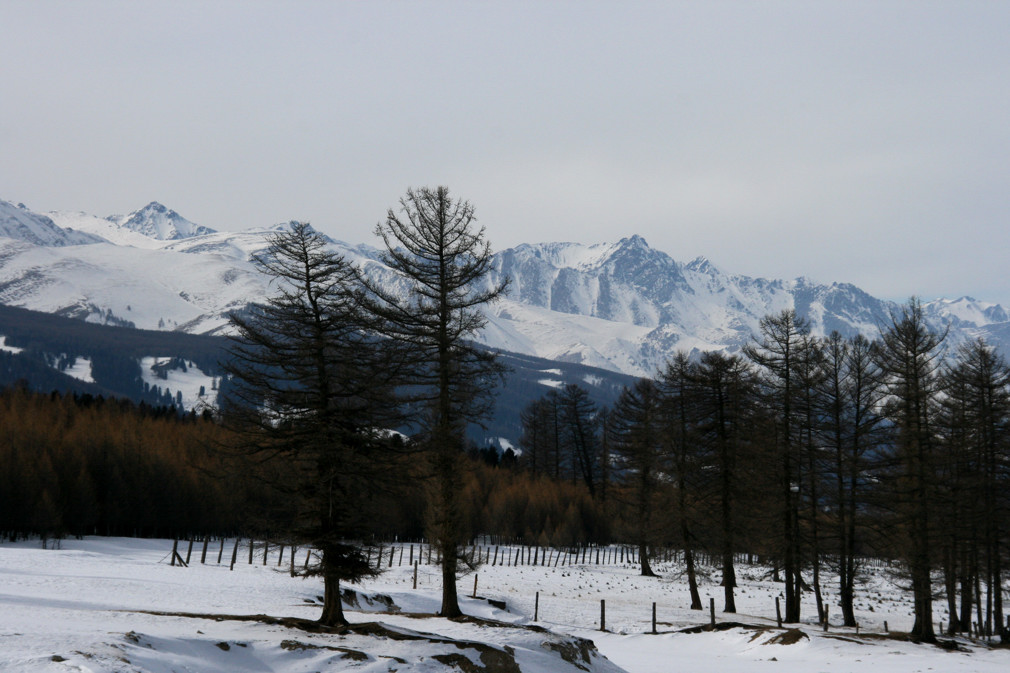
left=107, top=201, right=217, bottom=240
left=2, top=197, right=1009, bottom=377
left=0, top=200, right=103, bottom=247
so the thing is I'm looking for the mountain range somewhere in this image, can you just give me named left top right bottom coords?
left=2, top=197, right=1009, bottom=380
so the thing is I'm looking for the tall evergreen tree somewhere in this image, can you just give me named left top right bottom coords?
left=557, top=383, right=601, bottom=496
left=610, top=378, right=665, bottom=577
left=692, top=351, right=757, bottom=613
left=222, top=222, right=401, bottom=627
left=875, top=298, right=945, bottom=642
left=365, top=186, right=508, bottom=618
left=818, top=332, right=884, bottom=626
left=938, top=338, right=1010, bottom=639
left=743, top=309, right=812, bottom=623
left=658, top=352, right=703, bottom=610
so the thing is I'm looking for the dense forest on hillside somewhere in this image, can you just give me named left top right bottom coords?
left=0, top=303, right=632, bottom=445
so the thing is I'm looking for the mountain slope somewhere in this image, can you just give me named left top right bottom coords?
left=1, top=198, right=1008, bottom=378
left=0, top=200, right=103, bottom=246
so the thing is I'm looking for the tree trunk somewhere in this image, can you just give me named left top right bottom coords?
left=639, top=540, right=655, bottom=577
left=319, top=574, right=348, bottom=627
left=684, top=546, right=703, bottom=610
left=439, top=541, right=462, bottom=618
left=722, top=549, right=737, bottom=613
left=943, top=542, right=959, bottom=635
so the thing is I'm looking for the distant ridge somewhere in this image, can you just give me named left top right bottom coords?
left=0, top=197, right=1008, bottom=377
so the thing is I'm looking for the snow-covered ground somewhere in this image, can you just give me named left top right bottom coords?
left=1, top=537, right=1006, bottom=672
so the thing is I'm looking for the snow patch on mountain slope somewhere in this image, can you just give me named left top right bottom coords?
left=0, top=336, right=23, bottom=354
left=63, top=356, right=95, bottom=384
left=140, top=357, right=216, bottom=411
left=484, top=300, right=654, bottom=374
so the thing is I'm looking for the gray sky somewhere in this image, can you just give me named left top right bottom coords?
left=2, top=0, right=1008, bottom=303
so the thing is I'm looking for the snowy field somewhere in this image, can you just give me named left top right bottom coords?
left=1, top=537, right=1007, bottom=672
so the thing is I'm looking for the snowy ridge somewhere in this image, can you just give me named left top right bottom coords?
left=1, top=198, right=1009, bottom=377
left=0, top=200, right=102, bottom=247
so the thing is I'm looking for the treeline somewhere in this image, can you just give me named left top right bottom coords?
left=518, top=300, right=1010, bottom=642
left=0, top=387, right=605, bottom=550
left=0, top=388, right=245, bottom=540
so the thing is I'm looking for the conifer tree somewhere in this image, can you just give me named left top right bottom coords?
left=875, top=298, right=946, bottom=642
left=365, top=186, right=508, bottom=618
left=223, top=222, right=401, bottom=627
left=610, top=378, right=665, bottom=577
left=743, top=309, right=812, bottom=623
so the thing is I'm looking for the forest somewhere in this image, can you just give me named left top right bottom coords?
left=2, top=299, right=1007, bottom=642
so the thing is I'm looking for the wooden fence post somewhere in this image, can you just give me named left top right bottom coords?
left=710, top=597, right=715, bottom=627
left=535, top=591, right=539, bottom=621
left=200, top=537, right=209, bottom=564
left=601, top=599, right=606, bottom=631
left=775, top=597, right=782, bottom=627
left=472, top=574, right=478, bottom=598
left=413, top=560, right=418, bottom=589
left=230, top=538, right=239, bottom=571
left=652, top=602, right=657, bottom=634
left=185, top=539, right=194, bottom=565
left=217, top=538, right=225, bottom=564
left=171, top=538, right=179, bottom=567
left=248, top=539, right=254, bottom=565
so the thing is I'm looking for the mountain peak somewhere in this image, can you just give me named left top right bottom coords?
left=685, top=255, right=718, bottom=274
left=618, top=234, right=650, bottom=249
left=108, top=202, right=215, bottom=241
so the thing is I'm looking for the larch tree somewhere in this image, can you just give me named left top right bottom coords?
left=938, top=338, right=1010, bottom=639
left=222, top=221, right=402, bottom=627
left=657, top=352, right=703, bottom=610
left=875, top=298, right=946, bottom=643
left=692, top=350, right=758, bottom=613
left=364, top=186, right=508, bottom=618
left=743, top=309, right=812, bottom=623
left=557, top=383, right=601, bottom=496
left=610, top=378, right=665, bottom=577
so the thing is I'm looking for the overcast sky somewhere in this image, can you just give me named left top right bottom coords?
left=2, top=1, right=1008, bottom=303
